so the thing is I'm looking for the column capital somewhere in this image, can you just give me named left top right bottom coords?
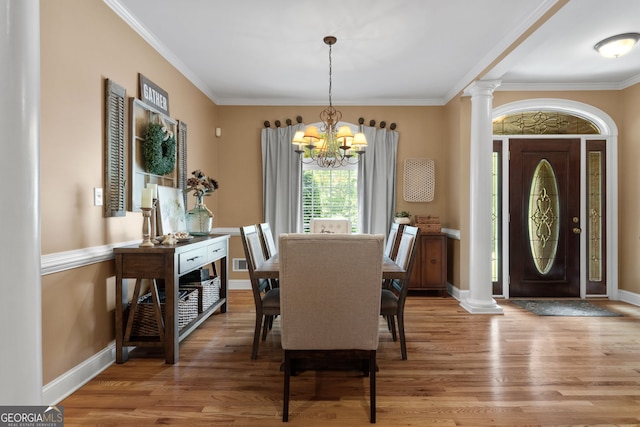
left=463, top=80, right=502, bottom=97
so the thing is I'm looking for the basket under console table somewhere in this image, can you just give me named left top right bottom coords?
left=114, top=234, right=229, bottom=364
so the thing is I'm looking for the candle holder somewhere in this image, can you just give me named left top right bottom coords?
left=139, top=207, right=154, bottom=247
left=150, top=198, right=159, bottom=244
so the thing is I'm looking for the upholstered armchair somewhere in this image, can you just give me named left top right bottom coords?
left=278, top=233, right=384, bottom=423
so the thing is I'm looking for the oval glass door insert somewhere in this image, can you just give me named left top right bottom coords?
left=528, top=159, right=559, bottom=274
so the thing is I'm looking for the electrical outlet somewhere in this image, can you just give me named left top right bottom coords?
left=94, top=187, right=103, bottom=206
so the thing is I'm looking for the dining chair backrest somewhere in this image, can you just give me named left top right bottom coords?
left=380, top=225, right=419, bottom=361
left=240, top=224, right=281, bottom=360
left=309, top=218, right=352, bottom=234
left=384, top=223, right=400, bottom=258
left=258, top=222, right=278, bottom=259
left=241, top=225, right=265, bottom=271
left=278, top=233, right=384, bottom=350
left=240, top=225, right=270, bottom=301
left=391, top=225, right=419, bottom=294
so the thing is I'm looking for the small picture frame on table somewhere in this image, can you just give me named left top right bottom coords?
left=157, top=185, right=187, bottom=235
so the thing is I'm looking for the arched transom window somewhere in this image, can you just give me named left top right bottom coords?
left=493, top=111, right=601, bottom=135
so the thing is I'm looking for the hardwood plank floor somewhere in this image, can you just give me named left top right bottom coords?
left=61, top=291, right=640, bottom=426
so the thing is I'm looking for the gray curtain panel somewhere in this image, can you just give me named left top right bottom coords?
left=261, top=124, right=305, bottom=243
left=358, top=126, right=399, bottom=236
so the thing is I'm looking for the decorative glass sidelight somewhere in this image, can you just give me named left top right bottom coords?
left=528, top=159, right=560, bottom=274
left=588, top=152, right=603, bottom=281
left=491, top=151, right=500, bottom=282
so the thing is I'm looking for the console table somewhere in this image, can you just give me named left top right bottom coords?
left=114, top=234, right=229, bottom=364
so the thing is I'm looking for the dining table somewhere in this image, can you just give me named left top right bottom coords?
left=253, top=254, right=406, bottom=280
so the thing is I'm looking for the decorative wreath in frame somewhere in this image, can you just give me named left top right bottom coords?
left=143, top=121, right=176, bottom=176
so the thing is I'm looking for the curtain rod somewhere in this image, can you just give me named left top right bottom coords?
left=263, top=116, right=397, bottom=130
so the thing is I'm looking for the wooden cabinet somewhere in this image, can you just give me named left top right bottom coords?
left=400, top=227, right=448, bottom=295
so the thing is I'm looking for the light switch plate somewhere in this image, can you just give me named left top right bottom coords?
left=94, top=187, right=103, bottom=206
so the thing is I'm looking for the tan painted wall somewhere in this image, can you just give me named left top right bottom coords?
left=442, top=95, right=471, bottom=290
left=619, top=83, right=640, bottom=295
left=217, top=106, right=449, bottom=280
left=40, top=0, right=219, bottom=383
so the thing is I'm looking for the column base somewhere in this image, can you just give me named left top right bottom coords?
left=460, top=297, right=504, bottom=314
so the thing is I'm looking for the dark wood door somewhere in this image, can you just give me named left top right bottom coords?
left=509, top=139, right=581, bottom=297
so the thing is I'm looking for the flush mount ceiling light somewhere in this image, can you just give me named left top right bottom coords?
left=594, top=32, right=640, bottom=58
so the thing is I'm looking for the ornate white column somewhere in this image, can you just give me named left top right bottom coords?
left=460, top=81, right=504, bottom=314
left=0, top=0, right=43, bottom=404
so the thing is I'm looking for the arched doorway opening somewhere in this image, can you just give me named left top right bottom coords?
left=492, top=99, right=618, bottom=299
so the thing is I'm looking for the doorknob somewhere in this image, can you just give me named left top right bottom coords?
left=572, top=227, right=582, bottom=234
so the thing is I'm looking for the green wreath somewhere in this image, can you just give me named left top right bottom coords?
left=143, top=122, right=176, bottom=175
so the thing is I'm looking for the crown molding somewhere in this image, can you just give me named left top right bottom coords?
left=103, top=0, right=219, bottom=104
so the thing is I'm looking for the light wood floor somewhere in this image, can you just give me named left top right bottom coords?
left=61, top=291, right=640, bottom=426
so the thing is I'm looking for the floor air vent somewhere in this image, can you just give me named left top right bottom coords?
left=233, top=258, right=248, bottom=272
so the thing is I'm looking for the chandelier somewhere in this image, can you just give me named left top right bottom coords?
left=292, top=36, right=367, bottom=168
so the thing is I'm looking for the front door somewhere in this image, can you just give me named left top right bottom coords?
left=509, top=138, right=581, bottom=297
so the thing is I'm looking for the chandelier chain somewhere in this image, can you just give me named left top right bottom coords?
left=328, top=41, right=333, bottom=109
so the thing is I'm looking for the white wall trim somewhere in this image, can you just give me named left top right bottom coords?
left=41, top=240, right=138, bottom=275
left=230, top=279, right=251, bottom=290
left=441, top=228, right=460, bottom=240
left=42, top=343, right=115, bottom=405
left=618, top=289, right=640, bottom=307
left=447, top=283, right=467, bottom=302
left=41, top=229, right=237, bottom=275
left=211, top=227, right=240, bottom=236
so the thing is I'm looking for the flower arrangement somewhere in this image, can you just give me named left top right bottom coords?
left=186, top=169, right=219, bottom=199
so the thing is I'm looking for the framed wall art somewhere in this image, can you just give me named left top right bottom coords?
left=157, top=185, right=187, bottom=235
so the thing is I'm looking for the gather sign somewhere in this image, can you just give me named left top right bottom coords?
left=138, top=73, right=170, bottom=116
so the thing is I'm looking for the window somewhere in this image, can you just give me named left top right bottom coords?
left=492, top=141, right=502, bottom=295
left=302, top=162, right=358, bottom=232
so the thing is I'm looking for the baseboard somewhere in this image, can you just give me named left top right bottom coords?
left=618, top=289, right=640, bottom=306
left=447, top=283, right=466, bottom=301
left=42, top=343, right=115, bottom=405
left=229, top=279, right=251, bottom=290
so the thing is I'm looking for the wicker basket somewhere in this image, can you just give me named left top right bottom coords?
left=181, top=277, right=220, bottom=313
left=415, top=215, right=441, bottom=233
left=417, top=223, right=442, bottom=233
left=130, top=289, right=199, bottom=337
left=415, top=215, right=440, bottom=224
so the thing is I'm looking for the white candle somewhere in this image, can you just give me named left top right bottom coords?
left=141, top=188, right=153, bottom=208
left=146, top=183, right=158, bottom=199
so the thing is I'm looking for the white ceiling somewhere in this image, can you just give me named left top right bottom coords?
left=107, top=0, right=640, bottom=106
